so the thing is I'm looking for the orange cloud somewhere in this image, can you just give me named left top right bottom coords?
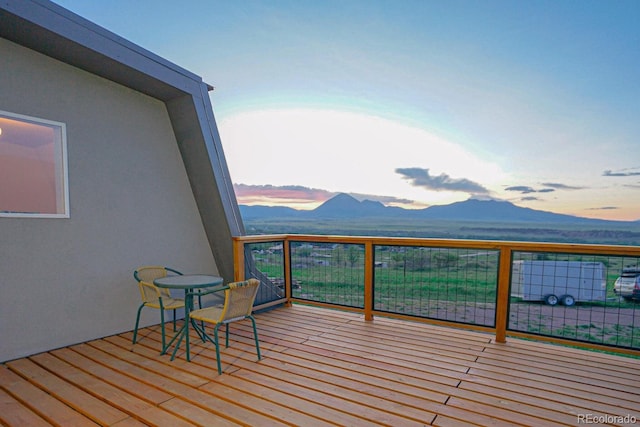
left=234, top=183, right=428, bottom=210
left=234, top=184, right=334, bottom=209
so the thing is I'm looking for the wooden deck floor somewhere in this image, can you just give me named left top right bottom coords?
left=1, top=304, right=639, bottom=426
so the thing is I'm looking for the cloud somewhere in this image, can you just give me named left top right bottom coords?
left=233, top=183, right=417, bottom=208
left=505, top=186, right=537, bottom=194
left=540, top=182, right=585, bottom=190
left=603, top=168, right=640, bottom=177
left=234, top=184, right=332, bottom=201
left=349, top=192, right=417, bottom=206
left=505, top=182, right=584, bottom=195
left=233, top=184, right=333, bottom=208
left=395, top=167, right=489, bottom=194
left=587, top=206, right=619, bottom=211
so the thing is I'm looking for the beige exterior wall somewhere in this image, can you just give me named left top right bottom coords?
left=0, top=38, right=218, bottom=362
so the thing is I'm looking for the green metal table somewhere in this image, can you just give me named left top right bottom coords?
left=154, top=274, right=224, bottom=361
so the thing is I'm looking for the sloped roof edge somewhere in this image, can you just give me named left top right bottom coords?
left=0, top=0, right=209, bottom=100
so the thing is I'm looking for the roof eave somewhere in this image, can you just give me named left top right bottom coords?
left=0, top=0, right=207, bottom=101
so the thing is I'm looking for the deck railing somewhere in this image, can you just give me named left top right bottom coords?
left=233, top=234, right=640, bottom=356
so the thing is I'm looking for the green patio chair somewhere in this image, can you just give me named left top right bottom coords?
left=189, top=278, right=262, bottom=374
left=132, top=266, right=185, bottom=351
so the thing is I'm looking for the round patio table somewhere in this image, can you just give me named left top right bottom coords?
left=154, top=274, right=224, bottom=361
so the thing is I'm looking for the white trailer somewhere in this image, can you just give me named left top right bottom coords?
left=511, top=261, right=607, bottom=306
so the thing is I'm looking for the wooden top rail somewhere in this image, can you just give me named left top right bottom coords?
left=234, top=234, right=640, bottom=256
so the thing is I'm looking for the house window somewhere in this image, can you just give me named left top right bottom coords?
left=0, top=111, right=69, bottom=218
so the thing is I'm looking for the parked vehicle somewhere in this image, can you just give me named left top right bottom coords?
left=511, top=261, right=607, bottom=306
left=613, top=268, right=640, bottom=301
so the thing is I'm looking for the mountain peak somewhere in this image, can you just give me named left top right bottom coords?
left=313, top=193, right=365, bottom=217
left=311, top=193, right=391, bottom=217
left=326, top=193, right=358, bottom=204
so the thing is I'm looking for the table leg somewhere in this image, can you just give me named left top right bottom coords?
left=184, top=290, right=192, bottom=361
left=163, top=322, right=185, bottom=356
left=165, top=285, right=221, bottom=361
left=169, top=289, right=193, bottom=361
left=169, top=329, right=186, bottom=360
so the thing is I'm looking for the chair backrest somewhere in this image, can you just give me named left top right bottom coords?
left=134, top=266, right=182, bottom=302
left=220, top=279, right=261, bottom=323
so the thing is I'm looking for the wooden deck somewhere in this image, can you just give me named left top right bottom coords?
left=1, top=304, right=639, bottom=426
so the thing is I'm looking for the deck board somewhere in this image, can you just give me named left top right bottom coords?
left=1, top=304, right=639, bottom=426
left=0, top=386, right=53, bottom=427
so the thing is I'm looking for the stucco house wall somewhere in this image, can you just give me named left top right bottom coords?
left=0, top=36, right=219, bottom=362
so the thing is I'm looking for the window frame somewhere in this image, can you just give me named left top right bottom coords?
left=0, top=110, right=69, bottom=218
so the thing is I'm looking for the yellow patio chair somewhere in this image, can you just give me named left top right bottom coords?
left=132, top=266, right=185, bottom=351
left=189, top=278, right=262, bottom=374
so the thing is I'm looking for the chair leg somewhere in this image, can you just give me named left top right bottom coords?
left=249, top=315, right=261, bottom=360
left=197, top=294, right=205, bottom=330
left=172, top=309, right=177, bottom=332
left=214, top=324, right=222, bottom=374
left=132, top=303, right=146, bottom=344
left=225, top=323, right=230, bottom=348
left=160, top=309, right=166, bottom=354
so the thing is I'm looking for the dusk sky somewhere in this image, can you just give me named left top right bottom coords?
left=55, top=0, right=640, bottom=221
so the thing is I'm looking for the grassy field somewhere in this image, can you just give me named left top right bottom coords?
left=244, top=217, right=640, bottom=245
left=253, top=239, right=639, bottom=306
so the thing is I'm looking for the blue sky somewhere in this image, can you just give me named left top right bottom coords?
left=54, top=0, right=640, bottom=220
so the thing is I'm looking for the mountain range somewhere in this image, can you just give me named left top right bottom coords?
left=240, top=193, right=636, bottom=225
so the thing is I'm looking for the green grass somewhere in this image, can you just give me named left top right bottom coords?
left=245, top=217, right=640, bottom=245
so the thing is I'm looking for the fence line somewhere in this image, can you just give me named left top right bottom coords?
left=234, top=234, right=640, bottom=356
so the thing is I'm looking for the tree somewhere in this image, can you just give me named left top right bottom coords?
left=347, top=245, right=360, bottom=267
